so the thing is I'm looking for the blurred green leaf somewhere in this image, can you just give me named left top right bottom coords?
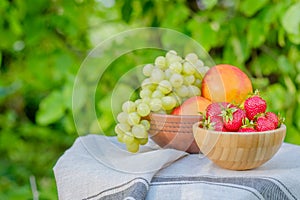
left=263, top=83, right=289, bottom=111
left=247, top=19, right=267, bottom=48
left=202, top=0, right=218, bottom=10
left=281, top=2, right=300, bottom=35
left=281, top=2, right=300, bottom=44
left=36, top=91, right=65, bottom=125
left=239, top=0, right=269, bottom=17
left=278, top=55, right=295, bottom=75
left=223, top=36, right=250, bottom=66
left=284, top=123, right=300, bottom=145
left=250, top=54, right=278, bottom=76
left=188, top=20, right=218, bottom=51
left=121, top=0, right=132, bottom=23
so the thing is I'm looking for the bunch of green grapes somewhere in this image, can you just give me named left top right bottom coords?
left=115, top=50, right=210, bottom=152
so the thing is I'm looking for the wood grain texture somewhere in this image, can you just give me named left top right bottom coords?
left=193, top=123, right=286, bottom=170
left=148, top=113, right=202, bottom=153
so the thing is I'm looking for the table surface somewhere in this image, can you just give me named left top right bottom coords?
left=54, top=135, right=300, bottom=200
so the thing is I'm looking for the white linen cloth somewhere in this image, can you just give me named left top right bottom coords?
left=54, top=134, right=300, bottom=200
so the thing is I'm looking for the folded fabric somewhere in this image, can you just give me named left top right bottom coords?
left=53, top=134, right=187, bottom=200
left=54, top=134, right=300, bottom=200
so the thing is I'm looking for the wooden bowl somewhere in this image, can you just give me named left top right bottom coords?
left=193, top=122, right=286, bottom=170
left=148, top=113, right=202, bottom=153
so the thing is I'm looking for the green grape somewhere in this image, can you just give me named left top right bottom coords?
left=115, top=123, right=125, bottom=135
left=175, top=85, right=189, bottom=97
left=134, top=99, right=143, bottom=106
left=184, top=75, right=195, bottom=85
left=122, top=101, right=136, bottom=113
left=143, top=64, right=154, bottom=77
left=117, top=112, right=128, bottom=124
left=142, top=97, right=151, bottom=105
left=166, top=51, right=182, bottom=64
left=141, top=78, right=157, bottom=91
left=118, top=122, right=131, bottom=132
left=156, top=109, right=167, bottom=114
left=188, top=85, right=201, bottom=96
left=137, top=102, right=150, bottom=117
left=158, top=80, right=172, bottom=94
left=140, top=88, right=152, bottom=99
left=126, top=138, right=139, bottom=153
left=155, top=56, right=167, bottom=69
left=117, top=131, right=125, bottom=143
left=170, top=73, right=184, bottom=88
left=169, top=92, right=182, bottom=107
left=127, top=112, right=141, bottom=125
left=123, top=132, right=135, bottom=144
left=195, top=66, right=209, bottom=79
left=182, top=61, right=196, bottom=75
left=164, top=68, right=172, bottom=79
left=194, top=78, right=202, bottom=87
left=150, top=68, right=165, bottom=83
left=150, top=98, right=162, bottom=112
left=151, top=89, right=164, bottom=99
left=138, top=137, right=148, bottom=145
left=195, top=60, right=204, bottom=68
left=161, top=96, right=177, bottom=110
left=185, top=53, right=198, bottom=64
left=169, top=62, right=182, bottom=73
left=140, top=119, right=150, bottom=130
left=166, top=50, right=177, bottom=57
left=132, top=124, right=147, bottom=138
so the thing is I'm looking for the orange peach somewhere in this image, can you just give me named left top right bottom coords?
left=172, top=96, right=211, bottom=115
left=201, top=64, right=253, bottom=105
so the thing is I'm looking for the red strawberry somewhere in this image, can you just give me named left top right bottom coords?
left=256, top=116, right=275, bottom=131
left=200, top=115, right=227, bottom=131
left=210, top=116, right=228, bottom=131
left=238, top=127, right=256, bottom=132
left=244, top=94, right=267, bottom=120
left=206, top=102, right=230, bottom=120
left=222, top=106, right=246, bottom=131
left=265, top=112, right=279, bottom=128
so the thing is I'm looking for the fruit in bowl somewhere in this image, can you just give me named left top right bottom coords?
left=193, top=124, right=286, bottom=170
left=193, top=94, right=286, bottom=170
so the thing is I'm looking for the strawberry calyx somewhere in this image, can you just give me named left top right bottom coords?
left=220, top=104, right=238, bottom=123
left=276, top=113, right=285, bottom=128
left=241, top=117, right=255, bottom=128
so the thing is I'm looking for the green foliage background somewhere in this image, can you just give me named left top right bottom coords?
left=0, top=0, right=299, bottom=198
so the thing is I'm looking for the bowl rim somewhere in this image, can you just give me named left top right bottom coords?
left=193, top=122, right=286, bottom=135
left=149, top=112, right=202, bottom=119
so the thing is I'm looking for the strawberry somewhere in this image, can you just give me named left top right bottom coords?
left=206, top=102, right=230, bottom=120
left=210, top=116, right=228, bottom=131
left=200, top=116, right=227, bottom=131
left=239, top=117, right=256, bottom=132
left=256, top=116, right=275, bottom=131
left=244, top=94, right=267, bottom=120
left=265, top=112, right=279, bottom=128
left=222, top=106, right=246, bottom=131
left=238, top=127, right=256, bottom=132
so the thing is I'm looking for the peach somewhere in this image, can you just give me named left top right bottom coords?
left=172, top=96, right=211, bottom=115
left=201, top=64, right=253, bottom=105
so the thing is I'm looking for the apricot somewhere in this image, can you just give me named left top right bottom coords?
left=201, top=64, right=253, bottom=105
left=172, top=96, right=211, bottom=115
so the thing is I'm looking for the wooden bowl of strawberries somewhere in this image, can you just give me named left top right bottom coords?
left=193, top=94, right=286, bottom=170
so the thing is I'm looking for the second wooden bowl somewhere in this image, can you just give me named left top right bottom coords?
left=148, top=113, right=202, bottom=153
left=193, top=122, right=286, bottom=170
